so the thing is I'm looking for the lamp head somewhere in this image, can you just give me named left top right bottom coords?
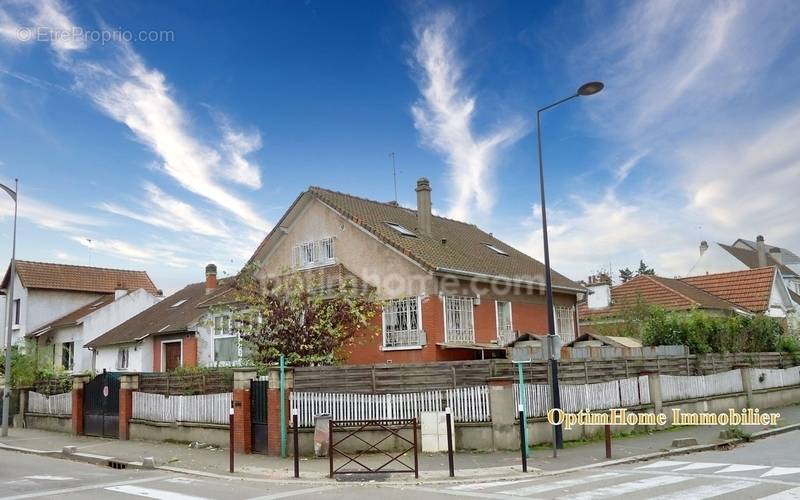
left=577, top=81, right=604, bottom=96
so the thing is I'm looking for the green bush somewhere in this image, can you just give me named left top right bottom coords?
left=641, top=309, right=785, bottom=354
left=777, top=335, right=800, bottom=353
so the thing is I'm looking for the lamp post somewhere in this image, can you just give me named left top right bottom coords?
left=1, top=178, right=18, bottom=438
left=537, top=82, right=603, bottom=449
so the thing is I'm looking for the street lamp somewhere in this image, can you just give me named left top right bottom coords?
left=536, top=82, right=603, bottom=450
left=1, top=178, right=18, bottom=438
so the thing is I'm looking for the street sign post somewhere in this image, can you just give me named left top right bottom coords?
left=511, top=346, right=531, bottom=459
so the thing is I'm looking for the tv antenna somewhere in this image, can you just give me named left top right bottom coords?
left=86, top=238, right=93, bottom=265
left=389, top=152, right=398, bottom=203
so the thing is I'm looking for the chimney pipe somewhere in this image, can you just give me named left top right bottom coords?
left=699, top=240, right=708, bottom=256
left=415, top=178, right=432, bottom=236
left=756, top=235, right=767, bottom=268
left=205, top=263, right=218, bottom=294
left=769, top=247, right=782, bottom=264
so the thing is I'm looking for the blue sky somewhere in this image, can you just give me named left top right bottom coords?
left=1, top=0, right=799, bottom=293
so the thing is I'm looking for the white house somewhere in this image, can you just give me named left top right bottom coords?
left=1, top=260, right=161, bottom=372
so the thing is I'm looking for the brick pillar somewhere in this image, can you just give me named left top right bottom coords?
left=118, top=373, right=139, bottom=440
left=266, top=367, right=294, bottom=456
left=232, top=368, right=256, bottom=454
left=71, top=374, right=91, bottom=436
left=487, top=376, right=515, bottom=450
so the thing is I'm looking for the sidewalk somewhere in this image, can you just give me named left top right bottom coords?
left=1, top=403, right=798, bottom=483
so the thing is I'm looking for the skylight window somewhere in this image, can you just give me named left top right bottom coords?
left=485, top=243, right=509, bottom=256
left=385, top=222, right=416, bottom=237
left=170, top=299, right=188, bottom=308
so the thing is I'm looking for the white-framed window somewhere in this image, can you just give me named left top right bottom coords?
left=117, top=347, right=130, bottom=370
left=61, top=342, right=74, bottom=371
left=12, top=299, right=20, bottom=326
left=293, top=237, right=336, bottom=269
left=213, top=314, right=240, bottom=364
left=496, top=301, right=514, bottom=346
left=385, top=222, right=416, bottom=237
left=444, top=296, right=474, bottom=344
left=555, top=306, right=576, bottom=343
left=382, top=297, right=425, bottom=348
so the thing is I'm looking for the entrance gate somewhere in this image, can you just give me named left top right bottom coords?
left=83, top=371, right=120, bottom=438
left=251, top=379, right=268, bottom=454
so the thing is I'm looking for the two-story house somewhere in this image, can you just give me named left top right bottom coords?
left=0, top=260, right=161, bottom=372
left=247, top=179, right=585, bottom=364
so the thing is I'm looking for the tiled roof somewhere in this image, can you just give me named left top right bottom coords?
left=304, top=187, right=582, bottom=292
left=86, top=279, right=233, bottom=348
left=718, top=243, right=796, bottom=277
left=733, top=239, right=800, bottom=264
left=681, top=267, right=776, bottom=313
left=1, top=260, right=158, bottom=294
left=272, top=263, right=372, bottom=293
left=27, top=295, right=116, bottom=337
left=579, top=274, right=740, bottom=320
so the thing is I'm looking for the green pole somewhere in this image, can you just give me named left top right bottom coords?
left=517, top=362, right=529, bottom=458
left=280, top=354, right=286, bottom=457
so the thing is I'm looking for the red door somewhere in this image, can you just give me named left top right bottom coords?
left=164, top=342, right=182, bottom=371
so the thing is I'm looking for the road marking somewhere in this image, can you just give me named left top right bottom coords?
left=2, top=476, right=163, bottom=499
left=163, top=478, right=203, bottom=485
left=674, top=462, right=728, bottom=471
left=405, top=486, right=530, bottom=500
left=646, top=480, right=756, bottom=499
left=763, top=467, right=800, bottom=478
left=23, top=476, right=75, bottom=481
left=561, top=475, right=692, bottom=500
left=450, top=479, right=534, bottom=491
left=758, top=486, right=800, bottom=499
left=500, top=473, right=626, bottom=496
left=636, top=461, right=690, bottom=469
left=105, top=485, right=206, bottom=500
left=716, top=464, right=770, bottom=474
left=245, top=486, right=339, bottom=499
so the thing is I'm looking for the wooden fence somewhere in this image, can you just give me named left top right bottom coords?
left=138, top=372, right=232, bottom=395
left=293, top=352, right=799, bottom=394
left=132, top=392, right=231, bottom=425
left=27, top=391, right=71, bottom=415
left=290, top=386, right=490, bottom=427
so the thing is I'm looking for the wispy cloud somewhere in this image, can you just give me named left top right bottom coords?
left=410, top=9, right=525, bottom=221
left=0, top=188, right=104, bottom=232
left=72, top=236, right=193, bottom=268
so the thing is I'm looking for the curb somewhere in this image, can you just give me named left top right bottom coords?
left=1, top=422, right=798, bottom=486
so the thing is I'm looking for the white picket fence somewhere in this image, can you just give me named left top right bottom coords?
left=290, top=386, right=490, bottom=427
left=132, top=392, right=231, bottom=425
left=750, top=367, right=800, bottom=391
left=514, top=376, right=651, bottom=418
left=661, top=370, right=744, bottom=402
left=27, top=391, right=71, bottom=415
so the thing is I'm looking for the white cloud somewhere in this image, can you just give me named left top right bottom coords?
left=0, top=189, right=104, bottom=232
left=410, top=9, right=526, bottom=221
left=0, top=0, right=86, bottom=55
left=100, top=182, right=226, bottom=237
left=214, top=111, right=263, bottom=189
left=71, top=236, right=193, bottom=268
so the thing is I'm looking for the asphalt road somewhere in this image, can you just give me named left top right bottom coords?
left=2, top=432, right=799, bottom=499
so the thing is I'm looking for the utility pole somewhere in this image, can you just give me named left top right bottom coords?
left=389, top=152, right=398, bottom=203
left=1, top=178, right=18, bottom=438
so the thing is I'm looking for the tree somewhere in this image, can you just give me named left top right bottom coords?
left=618, top=267, right=634, bottom=283
left=636, top=260, right=655, bottom=276
left=221, top=265, right=380, bottom=367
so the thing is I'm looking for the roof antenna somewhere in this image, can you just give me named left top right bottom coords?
left=86, top=239, right=93, bottom=266
left=389, top=152, right=398, bottom=203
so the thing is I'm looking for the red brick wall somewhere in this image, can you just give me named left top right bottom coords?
left=71, top=387, right=83, bottom=436
left=232, top=388, right=251, bottom=454
left=266, top=387, right=289, bottom=455
left=183, top=336, right=198, bottom=368
left=119, top=388, right=132, bottom=440
left=152, top=333, right=198, bottom=371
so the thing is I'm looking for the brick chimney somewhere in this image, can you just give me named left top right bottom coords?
left=415, top=178, right=432, bottom=236
left=205, top=263, right=218, bottom=294
left=756, top=235, right=767, bottom=268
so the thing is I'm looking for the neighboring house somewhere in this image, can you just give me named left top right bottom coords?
left=246, top=178, right=585, bottom=364
left=87, top=265, right=234, bottom=372
left=565, top=332, right=643, bottom=349
left=579, top=267, right=795, bottom=330
left=0, top=261, right=160, bottom=372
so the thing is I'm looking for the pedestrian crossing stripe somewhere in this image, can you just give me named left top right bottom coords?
left=637, top=460, right=690, bottom=469
left=757, top=486, right=800, bottom=499
left=762, top=467, right=800, bottom=478
left=563, top=475, right=693, bottom=500
left=449, top=479, right=534, bottom=491
left=646, top=480, right=756, bottom=500
left=716, top=464, right=771, bottom=474
left=499, top=472, right=625, bottom=496
left=637, top=461, right=800, bottom=478
left=674, top=462, right=728, bottom=471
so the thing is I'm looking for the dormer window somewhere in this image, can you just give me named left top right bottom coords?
left=385, top=222, right=416, bottom=237
left=294, top=237, right=336, bottom=269
left=484, top=243, right=509, bottom=256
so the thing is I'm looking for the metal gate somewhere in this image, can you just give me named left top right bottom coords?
left=83, top=371, right=120, bottom=438
left=251, top=379, right=268, bottom=454
left=329, top=418, right=419, bottom=478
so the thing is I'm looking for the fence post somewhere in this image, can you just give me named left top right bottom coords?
left=229, top=401, right=234, bottom=473
left=445, top=407, right=454, bottom=477
left=232, top=368, right=256, bottom=454
left=15, top=387, right=29, bottom=428
left=292, top=409, right=299, bottom=478
left=70, top=374, right=91, bottom=436
left=646, top=372, right=663, bottom=426
left=118, top=373, right=139, bottom=441
left=518, top=405, right=527, bottom=473
left=487, top=377, right=515, bottom=451
left=604, top=424, right=612, bottom=459
left=738, top=365, right=754, bottom=408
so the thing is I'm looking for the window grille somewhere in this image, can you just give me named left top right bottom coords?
left=294, top=237, right=336, bottom=269
left=555, top=306, right=576, bottom=343
left=496, top=301, right=515, bottom=346
left=382, top=297, right=424, bottom=348
left=445, top=296, right=474, bottom=343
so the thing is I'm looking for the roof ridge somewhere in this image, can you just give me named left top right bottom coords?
left=683, top=265, right=776, bottom=280
left=643, top=275, right=699, bottom=307
left=658, top=275, right=741, bottom=310
left=15, top=259, right=149, bottom=274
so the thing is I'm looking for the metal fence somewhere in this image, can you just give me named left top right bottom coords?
left=132, top=392, right=231, bottom=425
left=290, top=386, right=490, bottom=427
left=27, top=391, right=72, bottom=415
